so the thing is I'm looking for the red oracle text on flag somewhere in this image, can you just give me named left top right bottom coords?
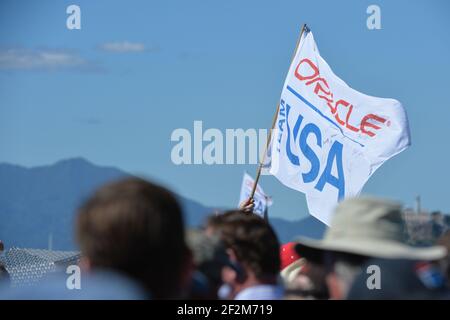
left=294, top=58, right=386, bottom=138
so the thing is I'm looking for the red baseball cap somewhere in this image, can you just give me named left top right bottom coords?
left=280, top=242, right=301, bottom=271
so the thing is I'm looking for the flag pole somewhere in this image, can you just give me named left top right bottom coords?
left=249, top=23, right=307, bottom=200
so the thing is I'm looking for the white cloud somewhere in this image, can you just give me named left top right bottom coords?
left=0, top=48, right=90, bottom=71
left=98, top=41, right=148, bottom=53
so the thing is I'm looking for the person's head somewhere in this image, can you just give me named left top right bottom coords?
left=282, top=243, right=328, bottom=300
left=210, top=210, right=280, bottom=298
left=294, top=196, right=447, bottom=299
left=185, top=229, right=230, bottom=299
left=76, top=177, right=191, bottom=299
left=283, top=258, right=329, bottom=300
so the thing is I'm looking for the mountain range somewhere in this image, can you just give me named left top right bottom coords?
left=0, top=158, right=326, bottom=250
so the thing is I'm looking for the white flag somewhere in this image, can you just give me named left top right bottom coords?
left=239, top=172, right=272, bottom=218
left=268, top=28, right=410, bottom=225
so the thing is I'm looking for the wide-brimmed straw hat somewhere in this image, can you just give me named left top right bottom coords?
left=295, top=197, right=447, bottom=261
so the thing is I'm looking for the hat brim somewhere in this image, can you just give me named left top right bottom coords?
left=295, top=236, right=447, bottom=262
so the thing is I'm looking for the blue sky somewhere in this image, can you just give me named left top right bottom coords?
left=1, top=0, right=449, bottom=220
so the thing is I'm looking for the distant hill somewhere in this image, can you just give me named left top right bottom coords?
left=270, top=216, right=326, bottom=242
left=0, top=158, right=325, bottom=250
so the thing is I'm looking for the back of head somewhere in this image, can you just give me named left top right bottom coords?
left=214, top=211, right=281, bottom=280
left=76, top=177, right=187, bottom=299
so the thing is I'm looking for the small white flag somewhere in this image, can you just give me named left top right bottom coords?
left=239, top=172, right=272, bottom=218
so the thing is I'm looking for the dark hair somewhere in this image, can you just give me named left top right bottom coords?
left=76, top=177, right=187, bottom=299
left=205, top=213, right=226, bottom=232
left=213, top=210, right=280, bottom=280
